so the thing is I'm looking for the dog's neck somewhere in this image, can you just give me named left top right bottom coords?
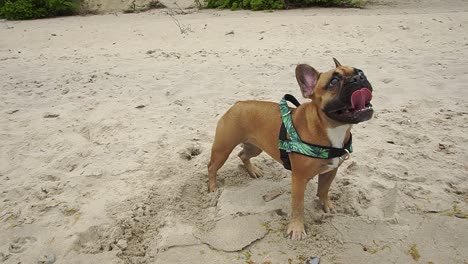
left=293, top=102, right=352, bottom=148
left=326, top=124, right=351, bottom=148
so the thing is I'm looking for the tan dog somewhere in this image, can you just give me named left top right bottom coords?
left=208, top=59, right=374, bottom=240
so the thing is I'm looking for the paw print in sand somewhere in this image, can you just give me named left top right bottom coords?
left=179, top=146, right=202, bottom=160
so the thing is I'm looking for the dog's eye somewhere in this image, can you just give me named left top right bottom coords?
left=329, top=78, right=340, bottom=86
left=357, top=70, right=364, bottom=76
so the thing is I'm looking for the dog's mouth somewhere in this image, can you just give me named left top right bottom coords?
left=325, top=88, right=374, bottom=124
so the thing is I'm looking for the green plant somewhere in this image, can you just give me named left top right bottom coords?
left=46, top=0, right=79, bottom=16
left=205, top=0, right=363, bottom=10
left=287, top=0, right=363, bottom=7
left=1, top=0, right=44, bottom=19
left=0, top=0, right=79, bottom=20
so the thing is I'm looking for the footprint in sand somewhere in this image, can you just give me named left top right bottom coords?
left=179, top=146, right=202, bottom=160
left=381, top=78, right=393, bottom=84
left=0, top=252, right=11, bottom=262
left=38, top=174, right=61, bottom=182
left=9, top=236, right=37, bottom=253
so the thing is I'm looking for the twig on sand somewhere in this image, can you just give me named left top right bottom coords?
left=163, top=9, right=193, bottom=35
left=170, top=15, right=193, bottom=35
left=174, top=2, right=188, bottom=14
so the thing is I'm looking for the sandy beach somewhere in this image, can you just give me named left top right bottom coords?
left=1, top=0, right=468, bottom=263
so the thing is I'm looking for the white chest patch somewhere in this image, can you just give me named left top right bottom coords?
left=323, top=125, right=351, bottom=173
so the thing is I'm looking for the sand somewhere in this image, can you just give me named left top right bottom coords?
left=1, top=0, right=468, bottom=263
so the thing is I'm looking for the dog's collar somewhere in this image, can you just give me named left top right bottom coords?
left=278, top=94, right=353, bottom=170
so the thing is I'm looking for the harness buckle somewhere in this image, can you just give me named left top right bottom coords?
left=340, top=149, right=350, bottom=161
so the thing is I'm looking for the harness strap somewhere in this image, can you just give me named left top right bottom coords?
left=279, top=123, right=292, bottom=170
left=279, top=94, right=300, bottom=170
left=278, top=94, right=353, bottom=171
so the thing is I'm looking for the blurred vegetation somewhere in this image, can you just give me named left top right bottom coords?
left=206, top=0, right=364, bottom=10
left=0, top=0, right=80, bottom=20
left=0, top=0, right=365, bottom=20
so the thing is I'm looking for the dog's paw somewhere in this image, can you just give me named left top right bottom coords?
left=246, top=164, right=263, bottom=178
left=286, top=221, right=307, bottom=240
left=320, top=198, right=336, bottom=213
left=208, top=182, right=217, bottom=192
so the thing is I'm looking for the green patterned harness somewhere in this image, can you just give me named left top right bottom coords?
left=278, top=94, right=353, bottom=170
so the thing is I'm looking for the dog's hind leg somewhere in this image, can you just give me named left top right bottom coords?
left=238, top=143, right=263, bottom=178
left=208, top=120, right=241, bottom=192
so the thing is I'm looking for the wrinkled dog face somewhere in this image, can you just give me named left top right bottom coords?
left=295, top=58, right=374, bottom=124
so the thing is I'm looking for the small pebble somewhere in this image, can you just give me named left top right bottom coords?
left=307, top=257, right=320, bottom=264
left=117, top=239, right=128, bottom=250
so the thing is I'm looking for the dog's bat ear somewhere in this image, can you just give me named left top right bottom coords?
left=296, top=64, right=319, bottom=98
left=333, top=58, right=342, bottom=68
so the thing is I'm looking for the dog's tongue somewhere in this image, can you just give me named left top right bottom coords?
left=351, top=88, right=372, bottom=110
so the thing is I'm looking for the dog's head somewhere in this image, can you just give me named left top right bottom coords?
left=295, top=58, right=374, bottom=124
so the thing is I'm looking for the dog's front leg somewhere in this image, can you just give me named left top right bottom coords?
left=287, top=172, right=311, bottom=240
left=317, top=169, right=338, bottom=213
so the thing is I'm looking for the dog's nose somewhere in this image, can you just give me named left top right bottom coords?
left=349, top=74, right=366, bottom=83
